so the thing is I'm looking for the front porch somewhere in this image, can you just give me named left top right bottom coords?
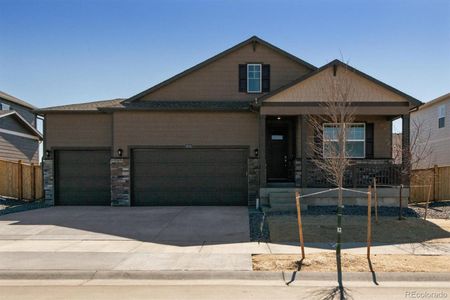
left=258, top=114, right=409, bottom=189
left=252, top=60, right=419, bottom=208
left=257, top=114, right=410, bottom=209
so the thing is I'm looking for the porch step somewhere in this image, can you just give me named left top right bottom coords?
left=267, top=192, right=307, bottom=212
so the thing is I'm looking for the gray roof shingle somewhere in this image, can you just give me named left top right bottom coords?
left=36, top=98, right=125, bottom=113
left=99, top=100, right=253, bottom=111
left=37, top=99, right=253, bottom=113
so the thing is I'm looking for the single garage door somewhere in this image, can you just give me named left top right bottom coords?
left=132, top=148, right=248, bottom=206
left=55, top=150, right=111, bottom=205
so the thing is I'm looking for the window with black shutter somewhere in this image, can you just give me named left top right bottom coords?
left=365, top=123, right=374, bottom=159
left=239, top=64, right=270, bottom=93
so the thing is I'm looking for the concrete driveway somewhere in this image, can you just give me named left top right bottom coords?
left=0, top=206, right=255, bottom=271
left=0, top=206, right=250, bottom=245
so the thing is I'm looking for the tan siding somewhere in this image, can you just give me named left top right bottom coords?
left=113, top=111, right=259, bottom=156
left=412, top=96, right=450, bottom=168
left=139, top=43, right=312, bottom=101
left=266, top=65, right=409, bottom=103
left=45, top=114, right=112, bottom=150
left=372, top=117, right=392, bottom=158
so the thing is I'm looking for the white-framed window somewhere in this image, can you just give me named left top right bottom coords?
left=323, top=123, right=365, bottom=158
left=247, top=64, right=261, bottom=93
left=1, top=103, right=10, bottom=111
left=438, top=104, right=446, bottom=128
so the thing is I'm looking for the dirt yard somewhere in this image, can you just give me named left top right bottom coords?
left=267, top=215, right=450, bottom=244
left=253, top=253, right=450, bottom=272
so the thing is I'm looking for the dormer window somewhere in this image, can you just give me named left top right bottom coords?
left=247, top=64, right=261, bottom=93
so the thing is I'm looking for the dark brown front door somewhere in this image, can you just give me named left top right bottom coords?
left=267, top=118, right=294, bottom=181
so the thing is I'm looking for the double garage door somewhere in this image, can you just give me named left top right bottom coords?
left=132, top=148, right=248, bottom=206
left=55, top=148, right=248, bottom=206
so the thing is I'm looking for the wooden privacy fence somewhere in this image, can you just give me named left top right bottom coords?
left=411, top=165, right=450, bottom=203
left=0, top=159, right=43, bottom=201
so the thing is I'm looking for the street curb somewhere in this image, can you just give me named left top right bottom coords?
left=0, top=270, right=449, bottom=282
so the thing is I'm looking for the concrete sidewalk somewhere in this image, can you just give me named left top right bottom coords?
left=0, top=241, right=449, bottom=272
left=0, top=239, right=449, bottom=255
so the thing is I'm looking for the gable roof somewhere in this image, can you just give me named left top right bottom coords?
left=258, top=59, right=422, bottom=107
left=0, top=91, right=37, bottom=110
left=35, top=98, right=125, bottom=113
left=124, top=36, right=317, bottom=103
left=0, top=111, right=43, bottom=139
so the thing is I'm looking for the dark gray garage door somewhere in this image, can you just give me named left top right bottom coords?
left=56, top=150, right=111, bottom=205
left=132, top=148, right=248, bottom=206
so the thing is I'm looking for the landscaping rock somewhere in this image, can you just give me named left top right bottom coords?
left=0, top=197, right=49, bottom=216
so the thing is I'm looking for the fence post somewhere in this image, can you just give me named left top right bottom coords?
left=373, top=177, right=378, bottom=223
left=398, top=184, right=403, bottom=220
left=17, top=160, right=23, bottom=201
left=31, top=163, right=35, bottom=200
left=424, top=183, right=432, bottom=220
left=295, top=191, right=305, bottom=260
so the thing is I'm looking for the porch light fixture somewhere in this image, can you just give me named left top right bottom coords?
left=45, top=150, right=50, bottom=159
left=254, top=148, right=259, bottom=158
left=117, top=148, right=123, bottom=157
left=277, top=116, right=281, bottom=120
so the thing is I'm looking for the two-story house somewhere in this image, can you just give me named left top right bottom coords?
left=411, top=92, right=450, bottom=169
left=0, top=91, right=42, bottom=164
left=37, top=36, right=421, bottom=207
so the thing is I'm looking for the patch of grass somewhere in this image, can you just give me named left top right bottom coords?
left=253, top=253, right=450, bottom=272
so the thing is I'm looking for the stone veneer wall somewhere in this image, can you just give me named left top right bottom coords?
left=248, top=158, right=260, bottom=206
left=43, top=159, right=54, bottom=205
left=110, top=158, right=130, bottom=206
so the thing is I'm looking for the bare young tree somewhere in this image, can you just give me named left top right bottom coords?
left=392, top=117, right=433, bottom=172
left=308, top=62, right=356, bottom=299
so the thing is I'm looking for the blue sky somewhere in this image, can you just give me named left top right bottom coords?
left=1, top=0, right=449, bottom=108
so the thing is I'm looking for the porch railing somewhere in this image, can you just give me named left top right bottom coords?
left=305, top=159, right=401, bottom=188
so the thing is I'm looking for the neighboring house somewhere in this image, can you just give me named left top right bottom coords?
left=0, top=91, right=42, bottom=163
left=392, top=133, right=402, bottom=164
left=37, top=36, right=421, bottom=207
left=411, top=92, right=450, bottom=169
